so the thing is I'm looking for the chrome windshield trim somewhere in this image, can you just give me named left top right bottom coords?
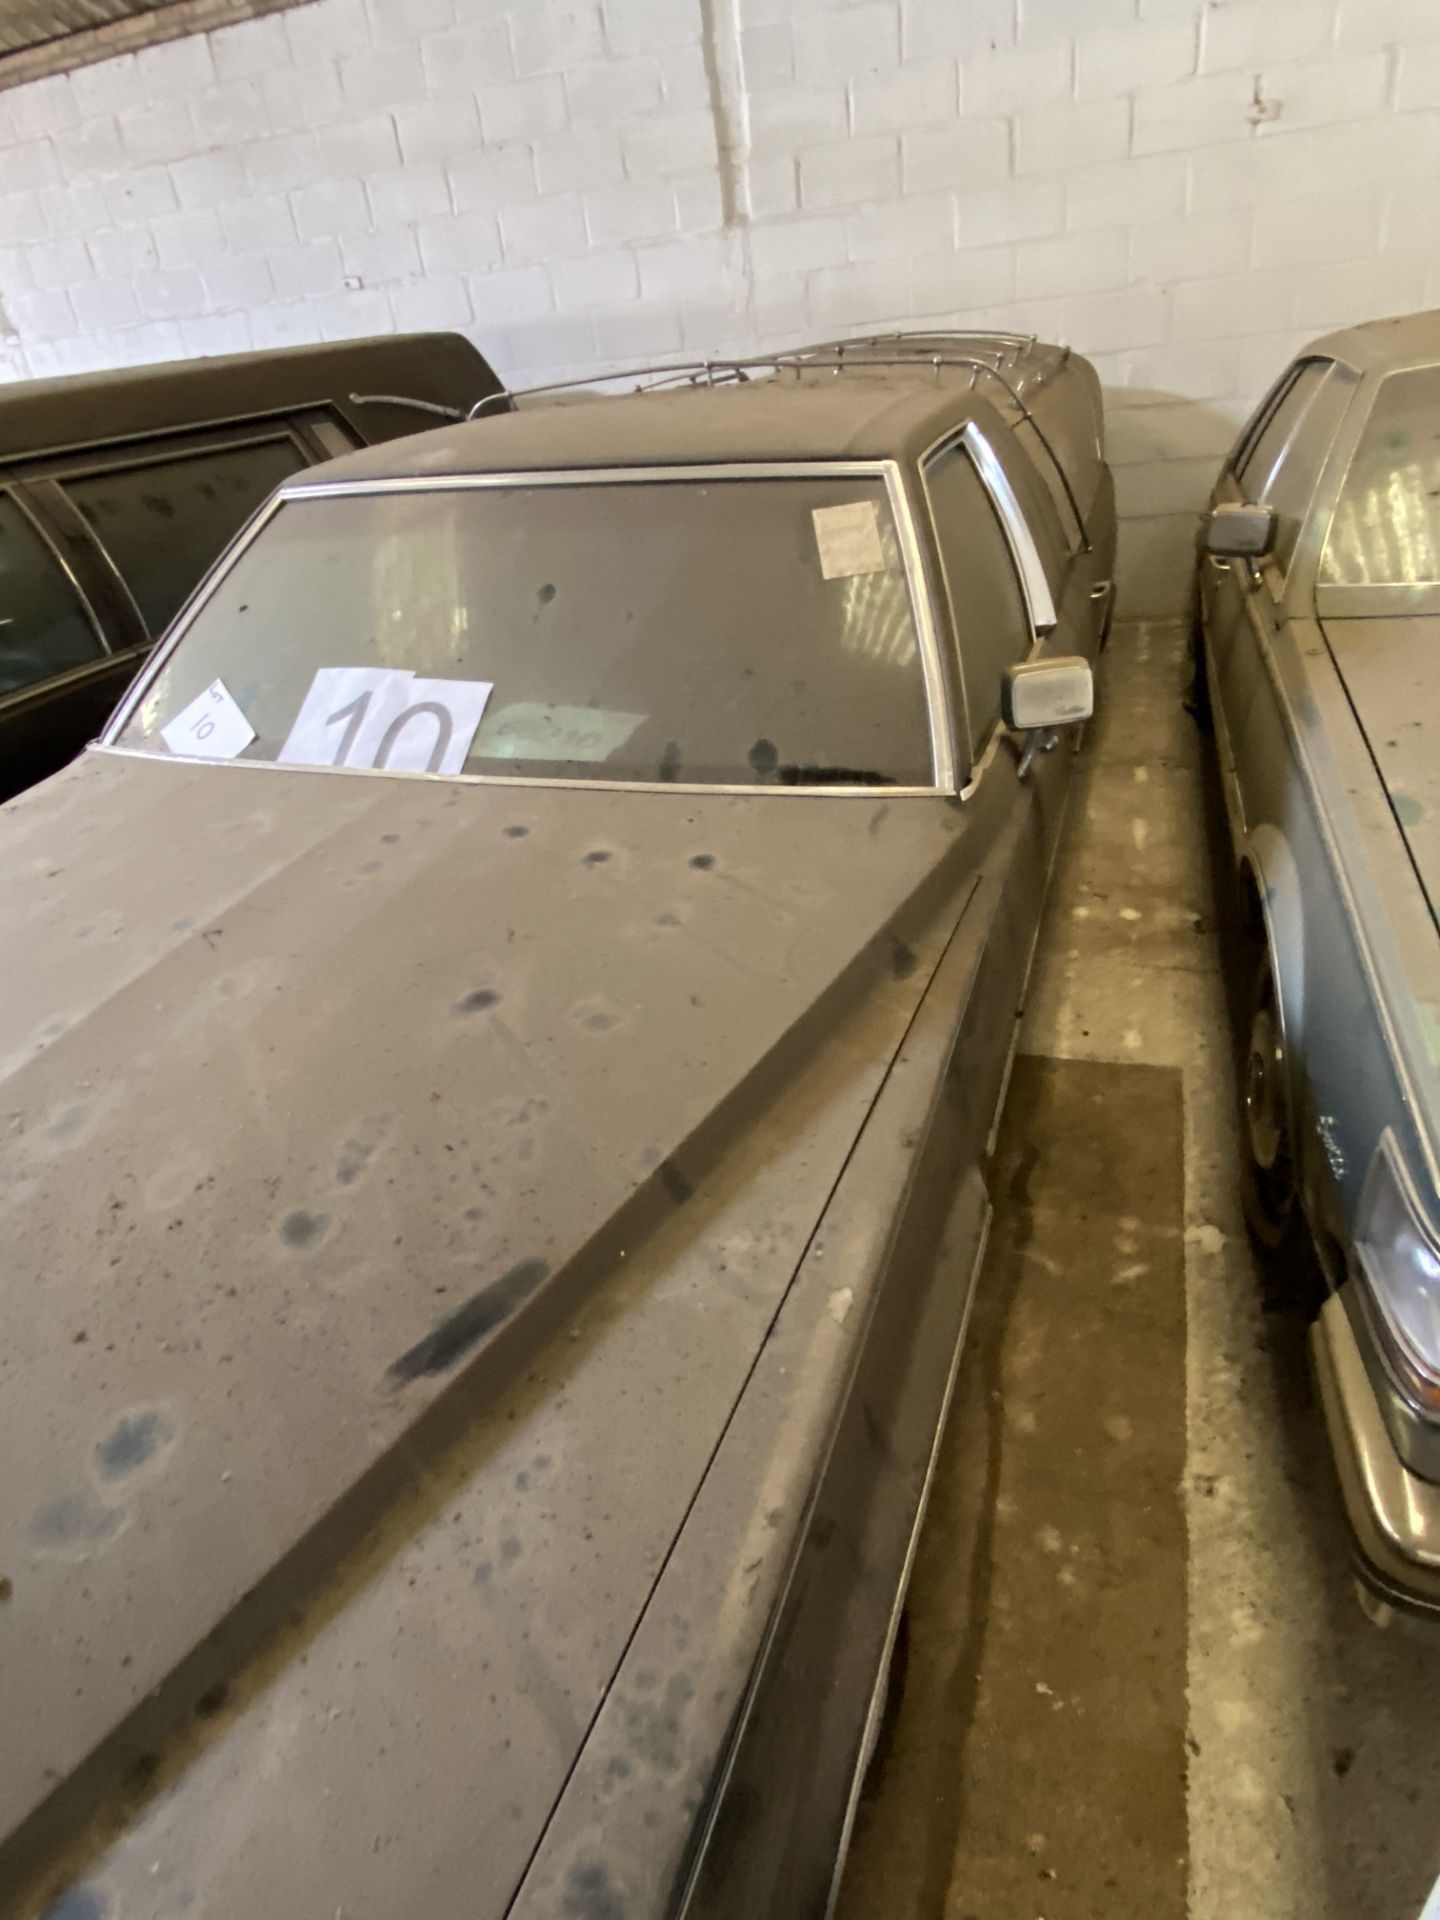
left=885, top=462, right=956, bottom=793
left=286, top=459, right=904, bottom=495
left=102, top=460, right=956, bottom=793
left=89, top=744, right=940, bottom=800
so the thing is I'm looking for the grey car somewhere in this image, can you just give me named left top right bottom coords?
left=0, top=333, right=1114, bottom=1918
left=1199, top=308, right=1440, bottom=1616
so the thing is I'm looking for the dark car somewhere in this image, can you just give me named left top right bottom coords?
left=0, top=332, right=1114, bottom=1918
left=1197, top=308, right=1440, bottom=1615
left=0, top=331, right=504, bottom=802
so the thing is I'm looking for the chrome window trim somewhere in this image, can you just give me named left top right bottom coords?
left=1233, top=361, right=1307, bottom=487
left=35, top=423, right=311, bottom=488
left=22, top=474, right=150, bottom=649
left=103, top=460, right=957, bottom=795
left=917, top=422, right=1057, bottom=791
left=5, top=481, right=111, bottom=663
left=940, top=422, right=1059, bottom=636
left=1250, top=360, right=1353, bottom=597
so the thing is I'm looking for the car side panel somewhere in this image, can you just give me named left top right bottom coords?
left=1206, top=603, right=1440, bottom=1473
left=683, top=785, right=1051, bottom=1919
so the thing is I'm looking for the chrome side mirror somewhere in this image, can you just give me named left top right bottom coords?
left=1204, top=501, right=1276, bottom=559
left=1001, top=656, right=1094, bottom=780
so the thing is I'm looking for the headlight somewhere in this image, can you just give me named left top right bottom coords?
left=1355, top=1131, right=1440, bottom=1412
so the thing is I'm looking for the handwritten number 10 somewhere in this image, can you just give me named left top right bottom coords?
left=323, top=690, right=455, bottom=773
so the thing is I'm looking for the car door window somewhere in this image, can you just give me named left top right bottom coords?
left=0, top=492, right=104, bottom=697
left=62, top=437, right=308, bottom=639
left=1236, top=359, right=1350, bottom=580
left=925, top=440, right=1033, bottom=757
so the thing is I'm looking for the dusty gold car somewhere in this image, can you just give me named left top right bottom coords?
left=1, top=333, right=1114, bottom=1918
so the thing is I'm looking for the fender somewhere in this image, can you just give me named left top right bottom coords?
left=1240, top=822, right=1306, bottom=1137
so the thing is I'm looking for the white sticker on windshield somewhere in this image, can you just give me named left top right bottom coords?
left=486, top=702, right=645, bottom=763
left=812, top=500, right=886, bottom=580
left=160, top=678, right=256, bottom=760
left=278, top=667, right=494, bottom=776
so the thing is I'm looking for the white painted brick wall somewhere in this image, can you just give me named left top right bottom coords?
left=5, top=0, right=1440, bottom=611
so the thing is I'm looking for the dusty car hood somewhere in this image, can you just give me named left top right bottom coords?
left=0, top=748, right=969, bottom=1915
left=1323, top=616, right=1440, bottom=928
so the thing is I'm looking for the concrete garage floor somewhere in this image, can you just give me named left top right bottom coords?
left=837, top=622, right=1440, bottom=1920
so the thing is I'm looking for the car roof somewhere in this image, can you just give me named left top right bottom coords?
left=286, top=334, right=1076, bottom=485
left=1310, top=306, right=1440, bottom=377
left=0, top=332, right=503, bottom=463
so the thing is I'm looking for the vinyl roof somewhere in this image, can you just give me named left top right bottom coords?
left=288, top=359, right=1039, bottom=486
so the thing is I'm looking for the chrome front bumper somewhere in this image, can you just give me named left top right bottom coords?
left=1312, top=1293, right=1440, bottom=1614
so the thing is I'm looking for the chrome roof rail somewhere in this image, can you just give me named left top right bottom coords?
left=464, top=329, right=1063, bottom=418
left=442, top=331, right=1089, bottom=555
left=466, top=359, right=760, bottom=416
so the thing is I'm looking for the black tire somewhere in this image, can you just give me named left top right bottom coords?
left=1239, top=951, right=1306, bottom=1268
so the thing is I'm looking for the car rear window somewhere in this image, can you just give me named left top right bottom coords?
left=1323, top=368, right=1440, bottom=587
left=114, top=474, right=935, bottom=789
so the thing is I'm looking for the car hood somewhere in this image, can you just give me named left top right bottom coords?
left=0, top=747, right=969, bottom=1915
left=1322, top=616, right=1440, bottom=929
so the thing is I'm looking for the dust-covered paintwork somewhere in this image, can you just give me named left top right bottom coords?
left=0, top=335, right=1115, bottom=1918
left=1198, top=307, right=1440, bottom=1614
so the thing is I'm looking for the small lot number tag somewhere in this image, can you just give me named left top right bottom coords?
left=812, top=500, right=886, bottom=580
left=160, top=678, right=256, bottom=760
left=278, top=667, right=494, bottom=777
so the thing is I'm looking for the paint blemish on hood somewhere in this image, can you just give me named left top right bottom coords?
left=385, top=1258, right=550, bottom=1388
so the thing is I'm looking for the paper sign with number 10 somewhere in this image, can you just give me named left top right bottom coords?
left=278, top=667, right=494, bottom=777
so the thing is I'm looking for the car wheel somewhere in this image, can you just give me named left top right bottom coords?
left=1240, top=952, right=1303, bottom=1257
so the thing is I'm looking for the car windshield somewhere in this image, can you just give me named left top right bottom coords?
left=1322, top=368, right=1440, bottom=587
left=114, top=473, right=934, bottom=789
